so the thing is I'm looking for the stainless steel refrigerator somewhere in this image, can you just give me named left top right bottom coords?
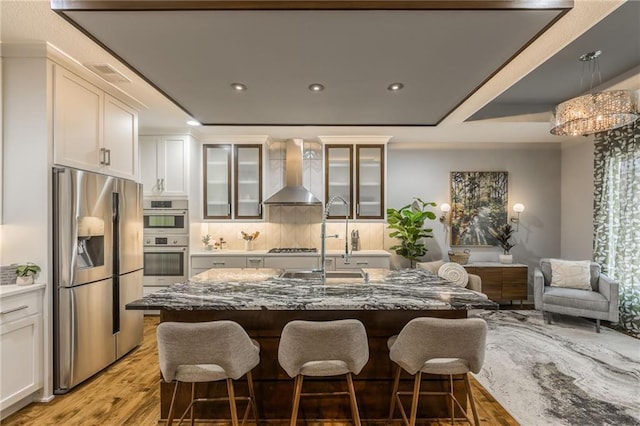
left=53, top=167, right=143, bottom=394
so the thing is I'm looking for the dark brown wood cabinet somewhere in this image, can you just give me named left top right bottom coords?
left=464, top=263, right=528, bottom=302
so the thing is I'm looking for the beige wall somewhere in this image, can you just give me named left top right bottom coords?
left=560, top=139, right=595, bottom=260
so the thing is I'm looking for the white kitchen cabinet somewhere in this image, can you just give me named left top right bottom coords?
left=139, top=136, right=189, bottom=196
left=103, top=95, right=138, bottom=179
left=245, top=257, right=264, bottom=269
left=0, top=286, right=44, bottom=416
left=191, top=255, right=247, bottom=275
left=263, top=256, right=318, bottom=270
left=53, top=65, right=139, bottom=180
left=53, top=65, right=103, bottom=172
left=334, top=255, right=390, bottom=269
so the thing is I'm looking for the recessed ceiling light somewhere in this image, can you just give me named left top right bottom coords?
left=387, top=82, right=404, bottom=91
left=186, top=120, right=201, bottom=126
left=231, top=83, right=247, bottom=91
left=308, top=83, right=325, bottom=92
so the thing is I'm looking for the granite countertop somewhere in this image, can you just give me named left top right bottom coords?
left=127, top=268, right=498, bottom=311
left=191, top=250, right=391, bottom=257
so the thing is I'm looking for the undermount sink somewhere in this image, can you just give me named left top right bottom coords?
left=278, top=270, right=366, bottom=280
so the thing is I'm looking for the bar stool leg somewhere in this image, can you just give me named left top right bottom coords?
left=246, top=371, right=259, bottom=423
left=167, top=381, right=180, bottom=426
left=464, top=373, right=480, bottom=426
left=388, top=365, right=401, bottom=421
left=227, top=378, right=239, bottom=426
left=409, top=371, right=422, bottom=426
left=449, top=374, right=455, bottom=424
left=290, top=375, right=304, bottom=426
left=190, top=383, right=196, bottom=426
left=346, top=373, right=362, bottom=426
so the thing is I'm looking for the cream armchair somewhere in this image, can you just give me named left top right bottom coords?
left=416, top=260, right=483, bottom=293
left=534, top=258, right=619, bottom=333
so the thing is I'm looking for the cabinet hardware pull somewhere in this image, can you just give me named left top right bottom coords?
left=356, top=261, right=369, bottom=265
left=159, top=178, right=164, bottom=192
left=227, top=204, right=231, bottom=215
left=99, top=148, right=106, bottom=165
left=356, top=203, right=360, bottom=215
left=248, top=258, right=261, bottom=262
left=213, top=262, right=226, bottom=266
left=258, top=204, right=262, bottom=215
left=105, top=149, right=111, bottom=166
left=0, top=305, right=28, bottom=315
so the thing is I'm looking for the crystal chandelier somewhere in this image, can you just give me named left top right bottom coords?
left=550, top=50, right=638, bottom=136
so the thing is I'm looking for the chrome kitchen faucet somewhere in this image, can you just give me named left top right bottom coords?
left=318, top=195, right=351, bottom=281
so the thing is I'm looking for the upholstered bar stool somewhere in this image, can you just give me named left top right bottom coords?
left=387, top=317, right=487, bottom=426
left=157, top=321, right=260, bottom=426
left=278, top=319, right=369, bottom=426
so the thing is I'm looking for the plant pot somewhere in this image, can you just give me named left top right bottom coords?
left=16, top=275, right=34, bottom=286
left=499, top=254, right=513, bottom=264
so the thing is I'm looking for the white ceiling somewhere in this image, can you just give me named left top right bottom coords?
left=1, top=0, right=637, bottom=144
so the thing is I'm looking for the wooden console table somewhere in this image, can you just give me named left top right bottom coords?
left=464, top=262, right=528, bottom=305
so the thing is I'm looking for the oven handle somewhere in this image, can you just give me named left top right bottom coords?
left=143, top=209, right=188, bottom=215
left=143, top=247, right=188, bottom=252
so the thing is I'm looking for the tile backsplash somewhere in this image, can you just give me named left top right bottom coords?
left=0, top=265, right=18, bottom=285
left=198, top=206, right=387, bottom=251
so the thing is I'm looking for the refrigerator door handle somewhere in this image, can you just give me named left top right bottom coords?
left=69, top=288, right=76, bottom=382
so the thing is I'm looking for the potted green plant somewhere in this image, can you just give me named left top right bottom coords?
left=202, top=234, right=213, bottom=251
left=489, top=223, right=515, bottom=264
left=387, top=198, right=436, bottom=268
left=15, top=262, right=41, bottom=285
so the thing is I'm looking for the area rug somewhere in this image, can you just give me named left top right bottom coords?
left=470, top=310, right=640, bottom=426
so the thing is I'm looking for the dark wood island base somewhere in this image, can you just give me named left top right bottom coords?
left=160, top=309, right=469, bottom=423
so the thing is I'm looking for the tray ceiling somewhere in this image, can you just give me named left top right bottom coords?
left=58, top=5, right=569, bottom=126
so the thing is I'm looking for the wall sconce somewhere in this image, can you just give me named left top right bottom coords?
left=510, top=203, right=525, bottom=231
left=439, top=203, right=451, bottom=224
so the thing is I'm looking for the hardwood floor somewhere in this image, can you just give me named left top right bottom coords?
left=3, top=316, right=518, bottom=425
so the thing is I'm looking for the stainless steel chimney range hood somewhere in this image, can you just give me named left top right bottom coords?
left=263, top=139, right=322, bottom=206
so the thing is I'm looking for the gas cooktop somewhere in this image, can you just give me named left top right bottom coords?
left=268, top=248, right=317, bottom=253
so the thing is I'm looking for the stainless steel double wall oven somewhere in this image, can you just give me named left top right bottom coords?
left=143, top=199, right=189, bottom=287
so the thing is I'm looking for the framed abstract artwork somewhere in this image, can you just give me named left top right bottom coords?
left=450, top=171, right=508, bottom=246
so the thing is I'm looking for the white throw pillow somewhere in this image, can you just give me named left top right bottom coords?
left=437, top=262, right=469, bottom=287
left=416, top=260, right=445, bottom=274
left=550, top=259, right=592, bottom=290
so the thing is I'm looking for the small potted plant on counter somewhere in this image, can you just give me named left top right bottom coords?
left=15, top=262, right=41, bottom=285
left=489, top=223, right=515, bottom=264
left=202, top=234, right=213, bottom=251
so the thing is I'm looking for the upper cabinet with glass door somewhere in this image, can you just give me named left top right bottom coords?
left=203, top=141, right=265, bottom=220
left=321, top=136, right=389, bottom=220
left=325, top=145, right=353, bottom=219
left=234, top=145, right=262, bottom=219
left=203, top=144, right=231, bottom=219
left=356, top=145, right=384, bottom=219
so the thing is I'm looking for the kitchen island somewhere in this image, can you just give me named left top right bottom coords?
left=127, top=268, right=497, bottom=422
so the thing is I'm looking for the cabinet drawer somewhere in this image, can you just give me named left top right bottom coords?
left=0, top=291, right=42, bottom=326
left=245, top=257, right=264, bottom=268
left=503, top=284, right=528, bottom=300
left=191, top=256, right=246, bottom=269
left=263, top=257, right=318, bottom=270
left=503, top=267, right=527, bottom=284
left=335, top=256, right=390, bottom=269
